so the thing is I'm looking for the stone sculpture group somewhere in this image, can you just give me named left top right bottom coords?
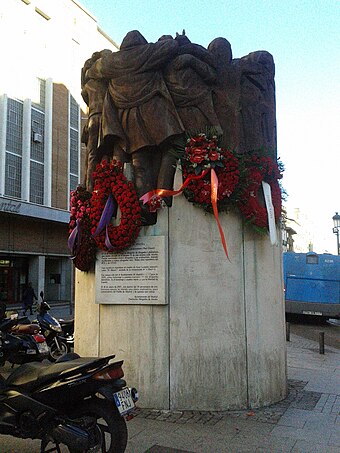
left=81, top=30, right=276, bottom=224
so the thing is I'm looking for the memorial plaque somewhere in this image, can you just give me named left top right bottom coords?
left=95, top=236, right=167, bottom=304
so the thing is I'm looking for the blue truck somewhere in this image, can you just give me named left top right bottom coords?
left=283, top=252, right=340, bottom=319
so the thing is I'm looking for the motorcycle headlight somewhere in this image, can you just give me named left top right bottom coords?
left=49, top=324, right=62, bottom=333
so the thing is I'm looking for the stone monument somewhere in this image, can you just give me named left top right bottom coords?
left=72, top=30, right=286, bottom=410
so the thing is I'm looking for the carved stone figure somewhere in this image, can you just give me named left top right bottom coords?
left=82, top=30, right=276, bottom=224
left=161, top=35, right=222, bottom=134
left=155, top=34, right=223, bottom=205
left=81, top=50, right=127, bottom=192
left=86, top=31, right=188, bottom=223
left=208, top=37, right=276, bottom=154
left=207, top=38, right=238, bottom=150
left=237, top=50, right=276, bottom=155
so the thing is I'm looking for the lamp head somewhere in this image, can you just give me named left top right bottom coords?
left=332, top=212, right=340, bottom=229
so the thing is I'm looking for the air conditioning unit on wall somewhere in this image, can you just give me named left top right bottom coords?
left=33, top=132, right=43, bottom=143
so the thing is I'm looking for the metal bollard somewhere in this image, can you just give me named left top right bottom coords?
left=286, top=322, right=290, bottom=342
left=319, top=332, right=325, bottom=354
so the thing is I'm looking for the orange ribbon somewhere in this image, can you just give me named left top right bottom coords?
left=140, top=168, right=229, bottom=259
left=139, top=169, right=209, bottom=203
left=210, top=168, right=229, bottom=259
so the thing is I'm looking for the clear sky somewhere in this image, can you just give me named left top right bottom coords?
left=80, top=0, right=340, bottom=253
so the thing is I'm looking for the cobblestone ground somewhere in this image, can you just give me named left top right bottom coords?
left=134, top=379, right=323, bottom=426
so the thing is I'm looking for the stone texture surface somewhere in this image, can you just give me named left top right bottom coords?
left=75, top=174, right=286, bottom=410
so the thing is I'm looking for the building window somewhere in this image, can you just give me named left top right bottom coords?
left=6, top=99, right=23, bottom=156
left=69, top=174, right=79, bottom=193
left=69, top=95, right=79, bottom=193
left=306, top=254, right=318, bottom=265
left=32, top=78, right=46, bottom=111
left=50, top=274, right=61, bottom=284
left=31, top=109, right=45, bottom=163
left=5, top=153, right=22, bottom=198
left=30, top=161, right=44, bottom=204
left=69, top=96, right=79, bottom=130
left=69, top=128, right=79, bottom=175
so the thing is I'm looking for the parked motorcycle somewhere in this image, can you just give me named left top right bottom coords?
left=0, top=303, right=49, bottom=366
left=36, top=291, right=70, bottom=361
left=0, top=351, right=137, bottom=452
left=58, top=317, right=75, bottom=352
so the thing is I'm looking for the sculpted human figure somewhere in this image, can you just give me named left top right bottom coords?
left=82, top=31, right=277, bottom=227
left=208, top=37, right=276, bottom=154
left=208, top=38, right=239, bottom=150
left=86, top=30, right=185, bottom=224
left=81, top=50, right=129, bottom=192
left=237, top=50, right=276, bottom=155
left=151, top=34, right=222, bottom=205
left=160, top=34, right=222, bottom=134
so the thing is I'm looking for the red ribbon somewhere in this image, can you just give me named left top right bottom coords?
left=140, top=169, right=229, bottom=259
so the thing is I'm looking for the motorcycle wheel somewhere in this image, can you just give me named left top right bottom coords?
left=48, top=340, right=68, bottom=362
left=65, top=398, right=128, bottom=453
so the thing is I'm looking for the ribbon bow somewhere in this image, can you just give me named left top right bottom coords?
left=140, top=169, right=229, bottom=259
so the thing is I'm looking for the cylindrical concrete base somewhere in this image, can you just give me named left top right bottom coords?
left=75, top=181, right=287, bottom=410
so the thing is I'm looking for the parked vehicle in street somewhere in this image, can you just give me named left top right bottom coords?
left=58, top=317, right=74, bottom=352
left=36, top=292, right=71, bottom=361
left=283, top=251, right=340, bottom=319
left=0, top=351, right=137, bottom=452
left=0, top=303, right=49, bottom=366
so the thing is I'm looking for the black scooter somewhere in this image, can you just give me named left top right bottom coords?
left=58, top=317, right=74, bottom=352
left=0, top=350, right=138, bottom=452
left=36, top=292, right=70, bottom=361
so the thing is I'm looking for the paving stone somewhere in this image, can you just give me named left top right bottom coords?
left=329, top=429, right=340, bottom=447
left=292, top=440, right=340, bottom=452
left=313, top=393, right=329, bottom=412
left=144, top=446, right=195, bottom=453
left=255, top=436, right=296, bottom=453
left=290, top=390, right=322, bottom=410
left=271, top=424, right=332, bottom=444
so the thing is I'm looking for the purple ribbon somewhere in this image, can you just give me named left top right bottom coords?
left=93, top=193, right=118, bottom=250
left=68, top=219, right=81, bottom=259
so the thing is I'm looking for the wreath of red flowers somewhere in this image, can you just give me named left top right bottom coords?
left=238, top=154, right=282, bottom=229
left=90, top=160, right=142, bottom=252
left=181, top=133, right=240, bottom=212
left=68, top=186, right=97, bottom=271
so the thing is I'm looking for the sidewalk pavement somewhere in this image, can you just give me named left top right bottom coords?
left=125, top=333, right=340, bottom=453
left=0, top=333, right=339, bottom=452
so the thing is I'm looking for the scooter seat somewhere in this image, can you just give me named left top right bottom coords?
left=6, top=355, right=114, bottom=389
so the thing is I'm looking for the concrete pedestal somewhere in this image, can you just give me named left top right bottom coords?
left=75, top=180, right=287, bottom=410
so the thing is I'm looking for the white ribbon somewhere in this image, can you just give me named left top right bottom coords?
left=262, top=181, right=278, bottom=245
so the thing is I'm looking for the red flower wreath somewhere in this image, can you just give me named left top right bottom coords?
left=68, top=186, right=97, bottom=271
left=90, top=160, right=142, bottom=252
left=238, top=154, right=282, bottom=229
left=181, top=133, right=240, bottom=211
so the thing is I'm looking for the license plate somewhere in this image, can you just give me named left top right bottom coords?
left=38, top=342, right=49, bottom=354
left=302, top=311, right=322, bottom=316
left=113, top=388, right=135, bottom=415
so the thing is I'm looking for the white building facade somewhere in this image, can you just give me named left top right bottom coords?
left=0, top=0, right=118, bottom=306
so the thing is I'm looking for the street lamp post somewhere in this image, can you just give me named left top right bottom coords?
left=332, top=212, right=340, bottom=255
